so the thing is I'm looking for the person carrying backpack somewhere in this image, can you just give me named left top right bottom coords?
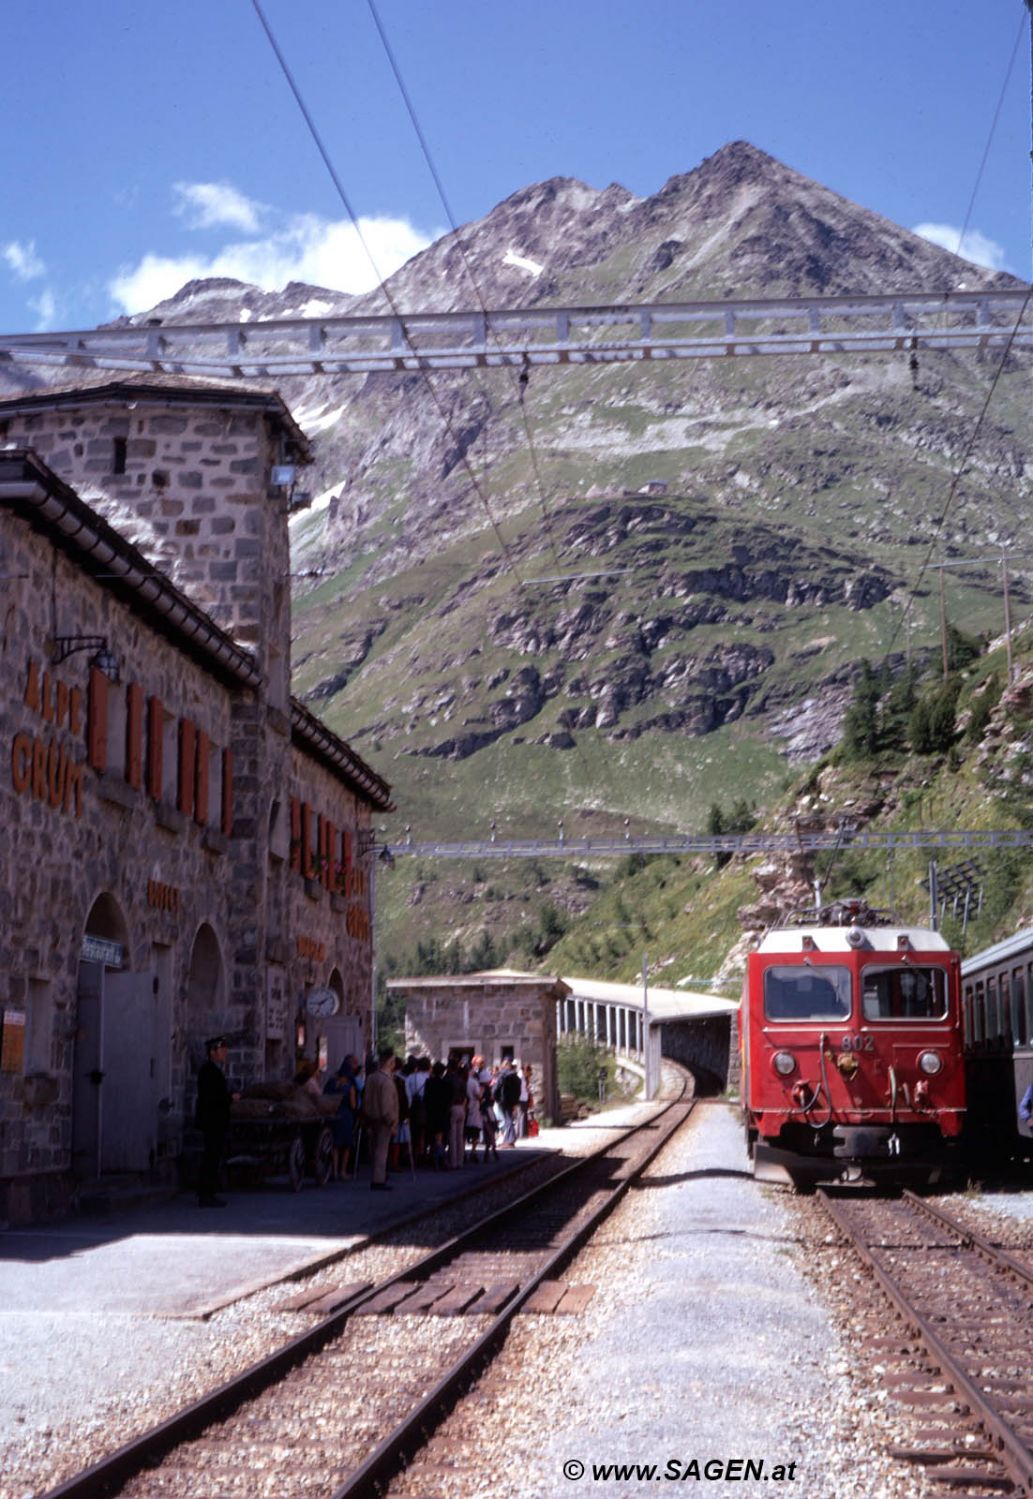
left=499, top=1060, right=522, bottom=1147
left=478, top=1061, right=499, bottom=1161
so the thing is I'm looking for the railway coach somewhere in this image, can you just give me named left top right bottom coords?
left=740, top=900, right=965, bottom=1187
left=961, top=925, right=1033, bottom=1160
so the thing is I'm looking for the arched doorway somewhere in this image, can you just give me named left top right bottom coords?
left=185, top=923, right=225, bottom=1060
left=318, top=967, right=363, bottom=1075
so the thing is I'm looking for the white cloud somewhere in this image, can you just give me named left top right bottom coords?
left=913, top=222, right=1008, bottom=272
left=109, top=211, right=436, bottom=314
left=173, top=181, right=265, bottom=234
left=3, top=239, right=46, bottom=281
left=29, top=288, right=58, bottom=331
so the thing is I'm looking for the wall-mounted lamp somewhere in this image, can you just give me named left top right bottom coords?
left=51, top=635, right=121, bottom=683
left=92, top=646, right=120, bottom=683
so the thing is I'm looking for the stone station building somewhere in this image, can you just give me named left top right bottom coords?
left=390, top=970, right=566, bottom=1123
left=0, top=379, right=391, bottom=1223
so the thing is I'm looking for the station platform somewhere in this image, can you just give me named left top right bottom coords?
left=0, top=1093, right=664, bottom=1321
left=0, top=1100, right=669, bottom=1497
left=0, top=1140, right=558, bottom=1320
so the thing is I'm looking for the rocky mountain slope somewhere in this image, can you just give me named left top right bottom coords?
left=6, top=142, right=1029, bottom=968
left=279, top=143, right=1027, bottom=842
left=545, top=618, right=1033, bottom=988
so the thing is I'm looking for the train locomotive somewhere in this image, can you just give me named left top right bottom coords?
left=740, top=900, right=965, bottom=1187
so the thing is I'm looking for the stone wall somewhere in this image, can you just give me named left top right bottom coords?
left=284, top=746, right=375, bottom=1074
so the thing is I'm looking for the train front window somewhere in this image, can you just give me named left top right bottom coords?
left=862, top=966, right=948, bottom=1020
left=764, top=965, right=851, bottom=1021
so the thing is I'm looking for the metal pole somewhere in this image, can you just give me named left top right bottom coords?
left=1001, top=556, right=1014, bottom=684
left=369, top=842, right=378, bottom=1057
left=938, top=564, right=949, bottom=678
left=642, top=951, right=652, bottom=1100
left=928, top=859, right=939, bottom=931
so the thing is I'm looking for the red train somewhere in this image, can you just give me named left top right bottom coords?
left=739, top=900, right=965, bottom=1187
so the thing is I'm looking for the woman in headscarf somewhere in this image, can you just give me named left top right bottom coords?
left=323, top=1055, right=359, bottom=1181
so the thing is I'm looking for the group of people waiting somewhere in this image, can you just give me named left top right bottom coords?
left=319, top=1046, right=537, bottom=1191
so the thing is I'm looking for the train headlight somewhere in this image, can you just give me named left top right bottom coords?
left=917, top=1051, right=943, bottom=1076
left=772, top=1051, right=797, bottom=1077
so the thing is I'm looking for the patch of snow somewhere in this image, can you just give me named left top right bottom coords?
left=240, top=307, right=253, bottom=323
left=291, top=401, right=347, bottom=437
left=299, top=298, right=335, bottom=319
left=503, top=249, right=544, bottom=278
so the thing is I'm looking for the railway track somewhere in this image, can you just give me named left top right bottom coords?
left=820, top=1188, right=1033, bottom=1498
left=41, top=1073, right=694, bottom=1499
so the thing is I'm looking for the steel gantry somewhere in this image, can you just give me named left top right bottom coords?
left=0, top=289, right=1030, bottom=380
left=378, top=826, right=1033, bottom=861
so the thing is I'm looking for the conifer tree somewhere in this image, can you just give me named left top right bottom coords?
left=842, top=659, right=881, bottom=760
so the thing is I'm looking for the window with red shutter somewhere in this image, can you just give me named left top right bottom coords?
left=87, top=668, right=108, bottom=772
left=178, top=720, right=196, bottom=817
left=125, top=684, right=144, bottom=789
left=147, top=697, right=164, bottom=800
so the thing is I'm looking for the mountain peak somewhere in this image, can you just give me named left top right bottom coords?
left=655, top=141, right=790, bottom=203
left=497, top=175, right=609, bottom=215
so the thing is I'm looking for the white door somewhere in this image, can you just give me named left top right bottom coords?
left=323, top=1014, right=363, bottom=1071
left=101, top=971, right=158, bottom=1171
left=72, top=962, right=103, bottom=1178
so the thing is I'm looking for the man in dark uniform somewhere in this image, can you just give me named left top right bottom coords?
left=196, top=1036, right=234, bottom=1207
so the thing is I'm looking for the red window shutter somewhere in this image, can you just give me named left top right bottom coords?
left=290, top=797, right=302, bottom=873
left=325, top=819, right=339, bottom=891
left=178, top=719, right=196, bottom=817
left=301, top=802, right=314, bottom=879
left=194, top=729, right=210, bottom=825
left=221, top=749, right=234, bottom=836
left=87, top=667, right=108, bottom=772
left=125, top=684, right=144, bottom=789
left=147, top=697, right=164, bottom=800
left=342, top=828, right=353, bottom=877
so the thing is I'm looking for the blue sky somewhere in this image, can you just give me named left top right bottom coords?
left=2, top=1, right=1030, bottom=333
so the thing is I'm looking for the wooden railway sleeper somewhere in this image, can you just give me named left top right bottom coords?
left=42, top=1082, right=697, bottom=1499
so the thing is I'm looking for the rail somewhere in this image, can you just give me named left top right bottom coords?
left=819, top=1189, right=1033, bottom=1495
left=42, top=1071, right=694, bottom=1499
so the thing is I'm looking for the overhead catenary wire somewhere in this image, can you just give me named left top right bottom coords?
left=362, top=0, right=628, bottom=824
left=249, top=0, right=524, bottom=588
left=886, top=280, right=1033, bottom=664
left=364, top=0, right=565, bottom=576
left=889, top=9, right=1033, bottom=664
left=251, top=0, right=623, bottom=840
left=955, top=9, right=1027, bottom=265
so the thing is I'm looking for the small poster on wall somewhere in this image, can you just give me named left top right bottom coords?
left=266, top=971, right=288, bottom=1041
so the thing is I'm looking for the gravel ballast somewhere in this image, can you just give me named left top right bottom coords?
left=0, top=1104, right=657, bottom=1499
left=391, top=1100, right=916, bottom=1499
